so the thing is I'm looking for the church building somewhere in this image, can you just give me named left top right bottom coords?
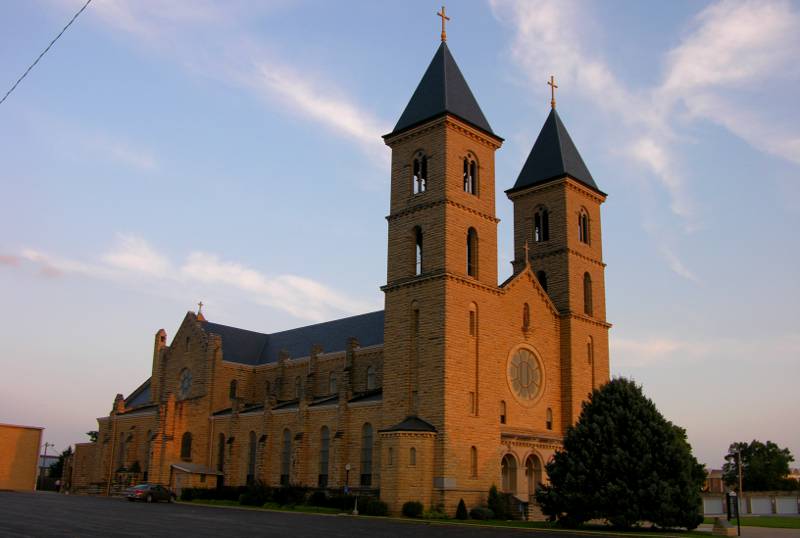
left=70, top=22, right=610, bottom=515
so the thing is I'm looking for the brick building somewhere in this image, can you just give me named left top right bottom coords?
left=0, top=423, right=44, bottom=491
left=70, top=37, right=610, bottom=515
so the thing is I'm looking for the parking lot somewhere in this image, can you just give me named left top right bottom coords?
left=0, top=491, right=615, bottom=537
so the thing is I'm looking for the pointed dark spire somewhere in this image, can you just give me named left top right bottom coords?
left=508, top=108, right=601, bottom=194
left=386, top=42, right=497, bottom=139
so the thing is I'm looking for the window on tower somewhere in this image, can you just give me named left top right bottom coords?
left=534, top=207, right=550, bottom=242
left=579, top=210, right=590, bottom=244
left=463, top=156, right=477, bottom=194
left=467, top=227, right=478, bottom=277
left=583, top=272, right=593, bottom=316
left=413, top=226, right=423, bottom=276
left=412, top=152, right=427, bottom=194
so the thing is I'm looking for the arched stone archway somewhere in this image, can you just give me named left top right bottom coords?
left=525, top=453, right=543, bottom=500
left=501, top=453, right=517, bottom=494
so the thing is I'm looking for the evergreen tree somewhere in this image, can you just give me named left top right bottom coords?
left=536, top=378, right=705, bottom=530
left=48, top=447, right=73, bottom=479
left=456, top=498, right=468, bottom=520
left=723, top=440, right=795, bottom=491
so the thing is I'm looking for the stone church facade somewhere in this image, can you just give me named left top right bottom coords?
left=71, top=38, right=610, bottom=515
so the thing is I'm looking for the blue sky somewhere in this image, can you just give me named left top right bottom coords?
left=1, top=0, right=798, bottom=468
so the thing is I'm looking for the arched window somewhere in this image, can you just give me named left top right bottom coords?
left=180, top=432, right=192, bottom=461
left=412, top=152, right=428, bottom=194
left=410, top=446, right=417, bottom=466
left=546, top=408, right=553, bottom=430
left=587, top=337, right=594, bottom=365
left=536, top=271, right=548, bottom=292
left=229, top=380, right=237, bottom=399
left=525, top=454, right=543, bottom=495
left=583, top=272, right=593, bottom=315
left=184, top=336, right=190, bottom=352
left=329, top=372, right=337, bottom=394
left=463, top=156, right=477, bottom=194
left=500, top=400, right=507, bottom=424
left=319, top=426, right=330, bottom=488
left=217, top=433, right=225, bottom=472
left=366, top=366, right=377, bottom=390
left=247, top=431, right=256, bottom=485
left=388, top=447, right=394, bottom=466
left=295, top=376, right=302, bottom=399
left=522, top=303, right=530, bottom=331
left=534, top=207, right=550, bottom=242
left=413, top=226, right=423, bottom=276
left=466, top=227, right=478, bottom=277
left=360, top=423, right=373, bottom=486
left=280, top=429, right=292, bottom=486
left=265, top=380, right=271, bottom=399
left=470, top=446, right=478, bottom=478
left=469, top=308, right=476, bottom=337
left=579, top=210, right=590, bottom=244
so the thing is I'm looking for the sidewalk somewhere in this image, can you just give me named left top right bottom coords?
left=697, top=523, right=800, bottom=537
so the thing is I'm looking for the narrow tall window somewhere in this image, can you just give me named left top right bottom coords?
left=587, top=337, right=594, bottom=365
left=534, top=208, right=550, bottom=242
left=463, top=157, right=477, bottom=194
left=410, top=447, right=417, bottom=466
left=319, top=426, right=330, bottom=488
left=413, top=152, right=427, bottom=194
left=469, top=310, right=476, bottom=336
left=470, top=446, right=478, bottom=477
left=247, top=431, right=256, bottom=485
left=579, top=211, right=590, bottom=244
left=329, top=372, right=337, bottom=394
left=522, top=303, right=531, bottom=331
left=184, top=336, right=190, bottom=352
left=180, top=432, right=192, bottom=461
left=414, top=227, right=423, bottom=276
left=295, top=376, right=302, bottom=399
left=366, top=366, right=377, bottom=390
left=500, top=400, right=507, bottom=424
left=388, top=447, right=394, bottom=466
left=360, top=423, right=373, bottom=486
left=217, top=433, right=225, bottom=472
left=280, top=429, right=291, bottom=486
left=546, top=408, right=553, bottom=430
left=467, top=228, right=478, bottom=277
left=583, top=272, right=593, bottom=316
left=536, top=271, right=548, bottom=292
left=265, top=380, right=271, bottom=399
left=229, top=380, right=237, bottom=399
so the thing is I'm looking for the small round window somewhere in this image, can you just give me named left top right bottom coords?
left=179, top=368, right=192, bottom=399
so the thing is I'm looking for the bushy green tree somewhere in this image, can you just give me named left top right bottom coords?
left=535, top=378, right=705, bottom=530
left=48, top=447, right=72, bottom=479
left=723, top=440, right=795, bottom=491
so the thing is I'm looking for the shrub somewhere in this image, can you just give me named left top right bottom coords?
left=362, top=499, right=388, bottom=517
left=536, top=378, right=706, bottom=530
left=402, top=500, right=424, bottom=518
left=456, top=499, right=468, bottom=520
left=325, top=493, right=356, bottom=511
left=469, top=507, right=494, bottom=520
left=422, top=505, right=448, bottom=519
left=487, top=485, right=512, bottom=519
left=308, top=490, right=328, bottom=507
left=272, top=485, right=308, bottom=506
left=180, top=488, right=195, bottom=502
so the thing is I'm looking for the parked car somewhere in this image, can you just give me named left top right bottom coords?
left=125, top=484, right=175, bottom=503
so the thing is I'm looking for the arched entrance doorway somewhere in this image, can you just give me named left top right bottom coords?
left=501, top=454, right=517, bottom=494
left=525, top=454, right=543, bottom=500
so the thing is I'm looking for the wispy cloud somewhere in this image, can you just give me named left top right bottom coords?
left=57, top=0, right=390, bottom=167
left=0, top=255, right=21, bottom=267
left=490, top=0, right=800, bottom=279
left=18, top=234, right=376, bottom=322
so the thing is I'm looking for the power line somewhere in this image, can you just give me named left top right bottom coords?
left=0, top=0, right=93, bottom=107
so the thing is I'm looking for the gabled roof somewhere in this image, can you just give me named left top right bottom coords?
left=380, top=415, right=437, bottom=433
left=387, top=42, right=496, bottom=138
left=200, top=310, right=384, bottom=366
left=508, top=108, right=600, bottom=195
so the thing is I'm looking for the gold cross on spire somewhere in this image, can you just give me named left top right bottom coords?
left=437, top=6, right=450, bottom=42
left=548, top=75, right=558, bottom=109
left=197, top=301, right=203, bottom=314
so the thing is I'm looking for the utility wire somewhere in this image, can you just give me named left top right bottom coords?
left=0, top=0, right=93, bottom=107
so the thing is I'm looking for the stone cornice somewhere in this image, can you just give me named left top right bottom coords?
left=507, top=176, right=606, bottom=204
left=384, top=114, right=502, bottom=150
left=528, top=246, right=606, bottom=268
left=387, top=198, right=499, bottom=224
left=559, top=312, right=612, bottom=329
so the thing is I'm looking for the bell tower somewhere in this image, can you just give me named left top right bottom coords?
left=506, top=100, right=610, bottom=425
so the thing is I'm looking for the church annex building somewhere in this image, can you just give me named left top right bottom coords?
left=70, top=32, right=611, bottom=515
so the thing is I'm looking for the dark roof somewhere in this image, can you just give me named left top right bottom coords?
left=380, top=416, right=437, bottom=433
left=348, top=389, right=382, bottom=404
left=387, top=42, right=496, bottom=138
left=508, top=108, right=600, bottom=194
left=309, top=394, right=339, bottom=407
left=125, top=378, right=151, bottom=409
left=201, top=311, right=384, bottom=366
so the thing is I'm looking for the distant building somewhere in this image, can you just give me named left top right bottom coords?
left=38, top=454, right=59, bottom=478
left=0, top=423, right=44, bottom=491
left=705, top=469, right=725, bottom=493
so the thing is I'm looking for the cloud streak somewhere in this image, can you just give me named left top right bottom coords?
left=18, top=234, right=376, bottom=322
